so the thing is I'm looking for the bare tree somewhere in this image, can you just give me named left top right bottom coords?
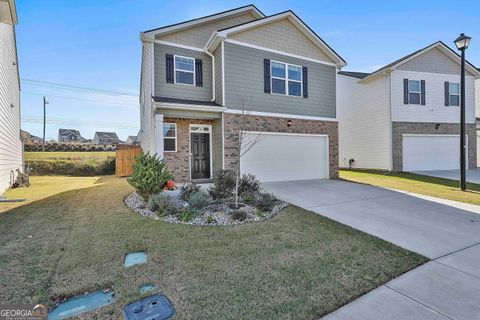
left=234, top=97, right=262, bottom=207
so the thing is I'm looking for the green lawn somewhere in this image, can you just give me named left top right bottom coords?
left=25, top=151, right=115, bottom=162
left=0, top=176, right=426, bottom=319
left=340, top=169, right=480, bottom=205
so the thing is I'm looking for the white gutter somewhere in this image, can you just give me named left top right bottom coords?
left=204, top=49, right=216, bottom=102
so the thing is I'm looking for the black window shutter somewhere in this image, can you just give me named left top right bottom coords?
left=302, top=66, right=308, bottom=98
left=195, top=59, right=203, bottom=87
left=166, top=54, right=174, bottom=84
left=264, top=59, right=271, bottom=93
left=420, top=80, right=426, bottom=105
left=444, top=82, right=450, bottom=106
left=403, top=78, right=409, bottom=104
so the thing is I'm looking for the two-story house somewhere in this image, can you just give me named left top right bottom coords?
left=58, top=128, right=87, bottom=143
left=139, top=5, right=346, bottom=182
left=338, top=41, right=480, bottom=172
left=0, top=0, right=21, bottom=193
left=93, top=131, right=121, bottom=145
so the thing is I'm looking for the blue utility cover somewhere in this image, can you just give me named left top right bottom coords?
left=48, top=290, right=114, bottom=320
left=124, top=252, right=147, bottom=268
left=123, top=294, right=175, bottom=320
left=139, top=284, right=156, bottom=294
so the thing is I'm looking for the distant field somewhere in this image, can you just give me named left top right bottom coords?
left=25, top=151, right=115, bottom=162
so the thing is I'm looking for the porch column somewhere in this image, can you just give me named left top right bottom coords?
left=154, top=114, right=164, bottom=159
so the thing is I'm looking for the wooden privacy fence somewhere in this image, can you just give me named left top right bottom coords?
left=116, top=145, right=142, bottom=177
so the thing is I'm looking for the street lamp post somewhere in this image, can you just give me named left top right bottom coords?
left=454, top=33, right=471, bottom=191
left=42, top=96, right=49, bottom=152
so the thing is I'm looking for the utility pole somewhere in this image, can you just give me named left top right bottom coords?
left=43, top=96, right=49, bottom=152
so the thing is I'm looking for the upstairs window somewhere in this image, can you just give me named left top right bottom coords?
left=408, top=80, right=421, bottom=105
left=448, top=82, right=460, bottom=106
left=174, top=55, right=195, bottom=85
left=271, top=61, right=302, bottom=97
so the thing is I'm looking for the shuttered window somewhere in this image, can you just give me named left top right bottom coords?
left=174, top=55, right=195, bottom=85
left=270, top=60, right=303, bottom=97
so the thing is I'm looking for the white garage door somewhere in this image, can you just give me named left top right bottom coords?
left=403, top=135, right=466, bottom=171
left=240, top=132, right=329, bottom=182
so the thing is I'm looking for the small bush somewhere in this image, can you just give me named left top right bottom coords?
left=209, top=169, right=236, bottom=199
left=127, top=153, right=173, bottom=200
left=238, top=174, right=261, bottom=196
left=188, top=190, right=213, bottom=210
left=178, top=209, right=198, bottom=222
left=180, top=183, right=201, bottom=201
left=147, top=193, right=176, bottom=217
left=254, top=192, right=277, bottom=212
left=206, top=215, right=216, bottom=224
left=231, top=210, right=247, bottom=221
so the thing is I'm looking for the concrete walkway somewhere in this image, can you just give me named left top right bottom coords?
left=263, top=179, right=480, bottom=320
left=412, top=169, right=480, bottom=184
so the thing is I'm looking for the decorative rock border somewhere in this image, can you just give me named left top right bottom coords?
left=124, top=192, right=288, bottom=226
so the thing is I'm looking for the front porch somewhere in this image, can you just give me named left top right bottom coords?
left=154, top=108, right=223, bottom=182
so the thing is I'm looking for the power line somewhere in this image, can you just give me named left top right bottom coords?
left=22, top=115, right=138, bottom=129
left=22, top=91, right=138, bottom=108
left=21, top=78, right=139, bottom=97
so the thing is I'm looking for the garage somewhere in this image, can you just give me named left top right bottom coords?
left=402, top=134, right=466, bottom=171
left=240, top=132, right=329, bottom=182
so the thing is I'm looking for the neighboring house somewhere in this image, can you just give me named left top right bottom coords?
left=338, top=41, right=480, bottom=172
left=139, top=5, right=346, bottom=182
left=20, top=130, right=42, bottom=143
left=126, top=135, right=139, bottom=145
left=0, top=0, right=21, bottom=193
left=58, top=128, right=87, bottom=143
left=93, top=131, right=121, bottom=145
left=476, top=76, right=480, bottom=166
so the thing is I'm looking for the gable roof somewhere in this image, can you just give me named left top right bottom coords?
left=338, top=71, right=369, bottom=79
left=143, top=4, right=264, bottom=37
left=0, top=0, right=17, bottom=25
left=360, top=41, right=480, bottom=82
left=95, top=132, right=119, bottom=139
left=205, top=10, right=346, bottom=67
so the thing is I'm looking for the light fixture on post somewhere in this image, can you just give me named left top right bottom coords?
left=454, top=33, right=471, bottom=191
left=287, top=119, right=292, bottom=127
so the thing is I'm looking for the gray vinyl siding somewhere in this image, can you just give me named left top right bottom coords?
left=223, top=42, right=336, bottom=118
left=214, top=45, right=223, bottom=105
left=154, top=44, right=212, bottom=101
left=397, top=47, right=474, bottom=76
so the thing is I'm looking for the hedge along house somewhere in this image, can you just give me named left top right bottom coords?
left=139, top=5, right=346, bottom=182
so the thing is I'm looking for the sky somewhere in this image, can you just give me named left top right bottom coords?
left=16, top=0, right=480, bottom=141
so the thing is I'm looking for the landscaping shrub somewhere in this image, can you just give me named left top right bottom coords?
left=209, top=169, right=236, bottom=199
left=231, top=210, right=247, bottom=221
left=187, top=190, right=213, bottom=210
left=238, top=173, right=261, bottom=196
left=177, top=209, right=198, bottom=222
left=254, top=192, right=277, bottom=212
left=147, top=193, right=172, bottom=216
left=206, top=215, right=216, bottom=224
left=127, top=153, right=173, bottom=200
left=26, top=157, right=115, bottom=176
left=180, top=182, right=201, bottom=201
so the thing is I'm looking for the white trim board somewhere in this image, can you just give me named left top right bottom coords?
left=153, top=102, right=226, bottom=112
left=224, top=109, right=338, bottom=122
left=154, top=40, right=205, bottom=52
left=224, top=39, right=337, bottom=67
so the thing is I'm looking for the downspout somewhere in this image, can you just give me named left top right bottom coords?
left=204, top=49, right=216, bottom=102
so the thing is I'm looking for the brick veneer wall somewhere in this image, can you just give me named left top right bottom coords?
left=223, top=113, right=339, bottom=178
left=163, top=117, right=213, bottom=182
left=392, top=122, right=477, bottom=171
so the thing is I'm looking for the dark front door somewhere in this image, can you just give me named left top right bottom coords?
left=191, top=133, right=210, bottom=179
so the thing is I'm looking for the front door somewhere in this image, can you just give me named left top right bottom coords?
left=191, top=132, right=210, bottom=179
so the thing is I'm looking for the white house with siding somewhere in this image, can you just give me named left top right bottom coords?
left=0, top=0, right=21, bottom=193
left=338, top=41, right=480, bottom=172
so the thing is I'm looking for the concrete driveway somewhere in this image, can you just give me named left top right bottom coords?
left=263, top=179, right=480, bottom=320
left=412, top=169, right=480, bottom=184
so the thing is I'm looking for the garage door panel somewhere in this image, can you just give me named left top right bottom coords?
left=403, top=135, right=465, bottom=171
left=240, top=132, right=329, bottom=182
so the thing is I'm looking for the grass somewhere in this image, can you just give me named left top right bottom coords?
left=340, top=169, right=480, bottom=205
left=0, top=176, right=426, bottom=319
left=25, top=151, right=115, bottom=162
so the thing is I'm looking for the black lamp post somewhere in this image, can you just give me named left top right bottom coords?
left=454, top=33, right=471, bottom=191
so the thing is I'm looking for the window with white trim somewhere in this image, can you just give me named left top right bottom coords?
left=163, top=123, right=177, bottom=152
left=448, top=82, right=460, bottom=106
left=408, top=80, right=420, bottom=105
left=174, top=55, right=195, bottom=85
left=271, top=61, right=302, bottom=97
